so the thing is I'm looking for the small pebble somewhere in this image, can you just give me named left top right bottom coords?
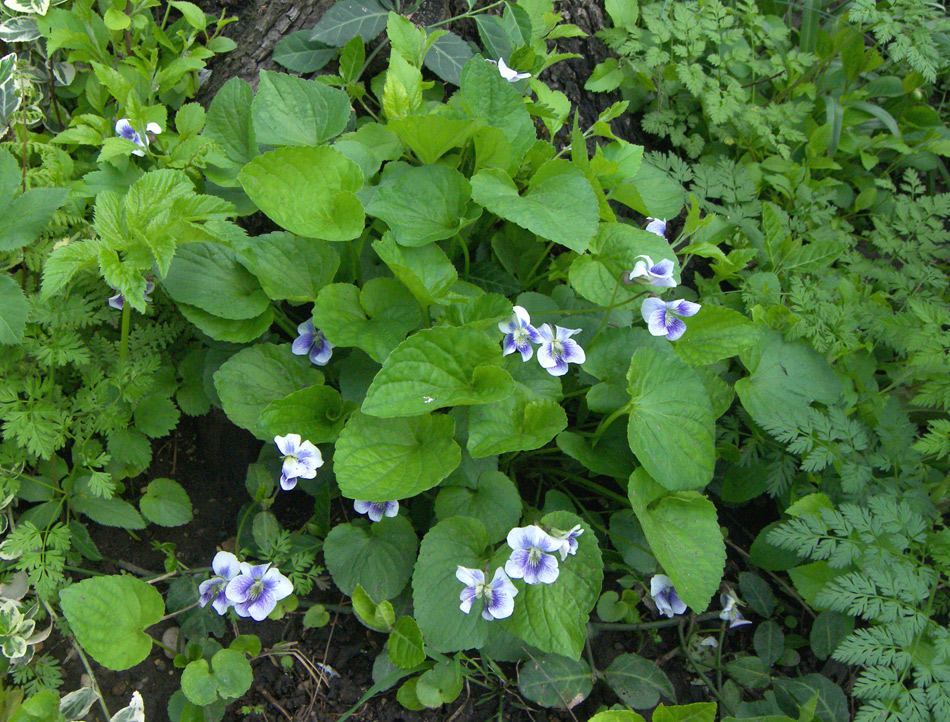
left=161, top=627, right=180, bottom=659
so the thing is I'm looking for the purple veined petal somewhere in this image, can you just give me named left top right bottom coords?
left=211, top=589, right=232, bottom=616
left=501, top=334, right=519, bottom=356
left=536, top=323, right=555, bottom=342
left=488, top=567, right=518, bottom=597
left=507, top=525, right=560, bottom=553
left=297, top=319, right=315, bottom=336
left=353, top=500, right=373, bottom=516
left=524, top=554, right=560, bottom=584
left=279, top=473, right=297, bottom=491
left=282, top=456, right=307, bottom=480
left=504, top=549, right=530, bottom=580
left=459, top=584, right=478, bottom=614
left=673, top=299, right=701, bottom=317
left=198, top=578, right=222, bottom=607
left=645, top=218, right=667, bottom=237
left=652, top=276, right=678, bottom=288
left=729, top=614, right=753, bottom=629
left=484, top=582, right=515, bottom=620
left=291, top=334, right=314, bottom=356
left=456, top=566, right=485, bottom=587
left=262, top=567, right=294, bottom=600
left=554, top=326, right=582, bottom=341
left=115, top=118, right=134, bottom=137
left=108, top=293, right=124, bottom=310
left=309, top=337, right=333, bottom=366
left=541, top=354, right=569, bottom=376
left=559, top=338, right=586, bottom=365
left=225, top=574, right=255, bottom=604
left=383, top=501, right=399, bottom=518
left=274, top=434, right=301, bottom=457
left=651, top=258, right=675, bottom=276
left=668, top=588, right=688, bottom=615
left=630, top=259, right=650, bottom=280
left=517, top=340, right=534, bottom=362
left=642, top=298, right=671, bottom=337
left=525, top=325, right=544, bottom=344
left=245, top=587, right=277, bottom=621
left=664, top=316, right=688, bottom=342
left=367, top=503, right=385, bottom=522
left=212, top=551, right=241, bottom=580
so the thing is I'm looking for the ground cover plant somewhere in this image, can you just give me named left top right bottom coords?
left=0, top=0, right=949, bottom=720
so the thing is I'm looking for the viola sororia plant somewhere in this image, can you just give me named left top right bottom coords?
left=1, top=0, right=950, bottom=719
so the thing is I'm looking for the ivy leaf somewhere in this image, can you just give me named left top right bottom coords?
left=470, top=161, right=599, bottom=254
left=334, top=411, right=460, bottom=500
left=238, top=147, right=364, bottom=241
left=362, top=326, right=514, bottom=418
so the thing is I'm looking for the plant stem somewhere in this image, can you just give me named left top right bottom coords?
left=118, top=301, right=131, bottom=366
left=677, top=620, right=734, bottom=715
left=593, top=611, right=721, bottom=632
left=43, top=601, right=111, bottom=720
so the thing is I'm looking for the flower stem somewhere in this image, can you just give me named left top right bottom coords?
left=593, top=611, right=721, bottom=632
left=677, top=619, right=735, bottom=715
left=118, top=301, right=131, bottom=366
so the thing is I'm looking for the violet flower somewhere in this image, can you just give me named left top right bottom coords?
left=225, top=563, right=294, bottom=621
left=650, top=574, right=687, bottom=618
left=354, top=500, right=399, bottom=522
left=291, top=319, right=334, bottom=366
left=274, top=434, right=323, bottom=491
left=719, top=592, right=752, bottom=629
left=198, top=551, right=241, bottom=615
left=108, top=279, right=154, bottom=310
left=629, top=255, right=677, bottom=288
left=536, top=323, right=586, bottom=376
left=496, top=57, right=531, bottom=82
left=498, top=306, right=543, bottom=361
left=115, top=118, right=161, bottom=157
left=645, top=217, right=667, bottom=237
left=456, top=566, right=518, bottom=621
left=641, top=297, right=701, bottom=342
left=504, top=525, right=561, bottom=585
left=551, top=524, right=584, bottom=561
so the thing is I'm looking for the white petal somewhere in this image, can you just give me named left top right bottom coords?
left=456, top=566, right=484, bottom=587
left=146, top=122, right=162, bottom=134
left=650, top=574, right=673, bottom=598
left=512, top=305, right=531, bottom=326
left=212, top=551, right=240, bottom=580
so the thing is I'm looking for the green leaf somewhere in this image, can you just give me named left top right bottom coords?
left=627, top=470, right=725, bottom=612
left=556, top=428, right=636, bottom=480
left=434, top=470, right=521, bottom=544
left=140, top=478, right=193, bottom=527
left=388, top=616, right=426, bottom=669
left=178, top=303, right=274, bottom=344
left=604, top=149, right=684, bottom=218
left=809, top=610, right=853, bottom=661
left=734, top=330, right=842, bottom=427
left=588, top=713, right=646, bottom=722
left=502, top=511, right=603, bottom=659
left=310, top=0, right=388, bottom=46
left=609, top=510, right=657, bottom=574
left=324, top=516, right=418, bottom=600
left=60, top=576, right=164, bottom=671
left=604, top=652, right=675, bottom=709
left=739, top=572, right=776, bottom=618
left=460, top=56, right=535, bottom=156
left=273, top=30, right=336, bottom=73
left=672, top=305, right=758, bottom=366
left=653, top=703, right=717, bottom=722
left=626, top=347, right=715, bottom=491
left=424, top=31, right=474, bottom=86
left=364, top=163, right=471, bottom=247
left=213, top=343, right=324, bottom=439
left=303, top=604, right=330, bottom=629
left=351, top=583, right=395, bottom=632
left=133, top=394, right=180, bottom=439
left=470, top=161, right=598, bottom=253
left=258, top=385, right=346, bottom=444
left=725, top=655, right=771, bottom=689
left=334, top=411, right=460, bottom=499
left=0, top=187, right=69, bottom=252
left=234, top=231, right=339, bottom=303
left=204, top=77, right=257, bottom=174
left=251, top=70, right=350, bottom=147
left=0, top=274, right=28, bottom=345
left=773, top=674, right=848, bottom=722
left=313, top=279, right=420, bottom=363
left=362, top=326, right=513, bottom=418
left=238, top=146, right=364, bottom=241
left=170, top=1, right=207, bottom=30
left=754, top=621, right=785, bottom=665
left=569, top=223, right=678, bottom=306
left=372, top=233, right=458, bottom=307
left=467, top=355, right=566, bottom=457
left=518, top=654, right=592, bottom=709
left=162, top=242, right=270, bottom=320
left=181, top=649, right=253, bottom=705
left=416, top=659, right=463, bottom=708
left=388, top=115, right=479, bottom=166
left=413, top=517, right=494, bottom=653
left=71, top=495, right=146, bottom=530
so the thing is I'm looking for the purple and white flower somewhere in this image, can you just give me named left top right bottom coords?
left=719, top=592, right=752, bottom=629
left=641, top=297, right=701, bottom=342
left=274, top=434, right=323, bottom=491
left=504, top=525, right=561, bottom=585
left=354, top=500, right=399, bottom=522
left=650, top=574, right=687, bottom=618
left=456, top=566, right=518, bottom=621
left=108, top=279, right=155, bottom=310
left=496, top=57, right=531, bottom=82
left=499, top=306, right=543, bottom=361
left=629, top=255, right=677, bottom=288
left=225, top=563, right=294, bottom=621
left=536, top=324, right=586, bottom=376
left=115, top=118, right=162, bottom=157
left=645, top=217, right=667, bottom=237
left=198, top=551, right=241, bottom=615
left=551, top=524, right=584, bottom=561
left=291, top=319, right=334, bottom=366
